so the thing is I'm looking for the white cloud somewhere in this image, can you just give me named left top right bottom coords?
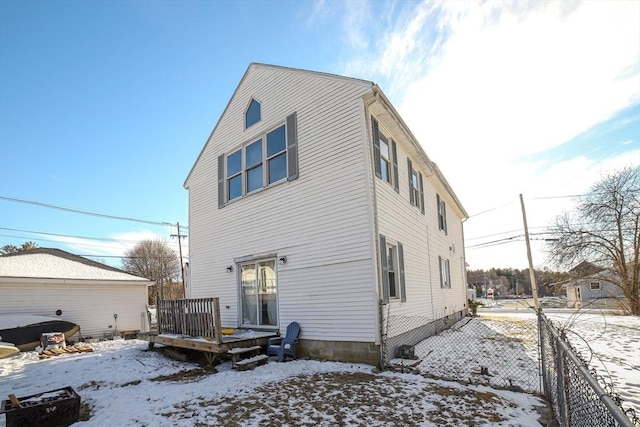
left=340, top=0, right=640, bottom=268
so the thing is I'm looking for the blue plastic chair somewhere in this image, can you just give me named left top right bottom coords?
left=267, top=322, right=300, bottom=362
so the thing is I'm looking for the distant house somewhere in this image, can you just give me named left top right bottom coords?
left=564, top=261, right=625, bottom=308
left=184, top=63, right=469, bottom=366
left=0, top=248, right=153, bottom=338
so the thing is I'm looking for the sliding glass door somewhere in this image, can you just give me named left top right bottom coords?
left=240, top=259, right=277, bottom=326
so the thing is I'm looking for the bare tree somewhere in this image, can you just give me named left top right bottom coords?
left=21, top=241, right=39, bottom=251
left=1, top=242, right=39, bottom=254
left=0, top=244, right=20, bottom=254
left=548, top=166, right=639, bottom=315
left=121, top=239, right=183, bottom=303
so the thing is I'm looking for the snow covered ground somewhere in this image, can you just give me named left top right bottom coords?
left=0, top=308, right=636, bottom=426
left=474, top=302, right=640, bottom=419
left=541, top=309, right=640, bottom=416
left=0, top=339, right=545, bottom=426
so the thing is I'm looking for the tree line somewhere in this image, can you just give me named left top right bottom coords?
left=467, top=267, right=569, bottom=298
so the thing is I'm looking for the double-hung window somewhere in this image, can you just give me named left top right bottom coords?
left=227, top=150, right=243, bottom=201
left=439, top=256, right=451, bottom=289
left=437, top=193, right=447, bottom=234
left=407, top=159, right=425, bottom=213
left=380, top=136, right=391, bottom=183
left=218, top=112, right=298, bottom=208
left=245, top=139, right=263, bottom=193
left=379, top=234, right=406, bottom=303
left=371, top=117, right=399, bottom=192
left=266, top=125, right=287, bottom=184
left=387, top=245, right=397, bottom=298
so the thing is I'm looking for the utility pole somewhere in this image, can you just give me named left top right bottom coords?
left=171, top=222, right=187, bottom=298
left=520, top=194, right=540, bottom=311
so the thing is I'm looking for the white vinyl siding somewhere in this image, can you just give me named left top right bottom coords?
left=370, top=105, right=467, bottom=325
left=186, top=64, right=468, bottom=347
left=187, top=65, right=377, bottom=343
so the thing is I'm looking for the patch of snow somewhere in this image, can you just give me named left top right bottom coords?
left=0, top=253, right=148, bottom=281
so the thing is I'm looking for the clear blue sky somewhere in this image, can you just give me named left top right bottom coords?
left=1, top=0, right=638, bottom=270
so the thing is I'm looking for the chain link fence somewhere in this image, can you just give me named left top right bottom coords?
left=539, top=312, right=638, bottom=427
left=381, top=303, right=638, bottom=426
left=382, top=304, right=540, bottom=393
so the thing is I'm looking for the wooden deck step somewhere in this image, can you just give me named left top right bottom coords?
left=234, top=354, right=268, bottom=371
left=227, top=345, right=262, bottom=355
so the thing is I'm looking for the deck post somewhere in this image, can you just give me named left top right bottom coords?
left=213, top=297, right=223, bottom=344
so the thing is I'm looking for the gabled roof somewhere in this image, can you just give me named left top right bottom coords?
left=569, top=261, right=605, bottom=278
left=0, top=248, right=151, bottom=282
left=184, top=62, right=373, bottom=188
left=184, top=62, right=468, bottom=218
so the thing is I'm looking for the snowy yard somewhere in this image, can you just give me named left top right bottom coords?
left=0, top=340, right=545, bottom=426
left=471, top=305, right=640, bottom=419
left=0, top=309, right=637, bottom=426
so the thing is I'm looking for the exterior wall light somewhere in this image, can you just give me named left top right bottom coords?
left=278, top=256, right=287, bottom=265
left=226, top=265, right=233, bottom=273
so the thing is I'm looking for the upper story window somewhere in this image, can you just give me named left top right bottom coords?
left=371, top=117, right=399, bottom=193
left=267, top=125, right=287, bottom=183
left=218, top=112, right=298, bottom=208
left=590, top=281, right=601, bottom=290
left=437, top=193, right=448, bottom=234
left=227, top=125, right=285, bottom=200
left=380, top=136, right=391, bottom=183
left=227, top=150, right=243, bottom=201
left=245, top=99, right=261, bottom=129
left=407, top=159, right=425, bottom=214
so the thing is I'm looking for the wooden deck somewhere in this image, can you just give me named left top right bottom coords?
left=141, top=297, right=277, bottom=367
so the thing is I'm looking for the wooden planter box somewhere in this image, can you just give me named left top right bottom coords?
left=1, top=386, right=80, bottom=427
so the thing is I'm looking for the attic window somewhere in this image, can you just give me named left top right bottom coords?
left=245, top=99, right=261, bottom=129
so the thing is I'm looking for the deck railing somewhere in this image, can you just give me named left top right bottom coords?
left=157, top=297, right=223, bottom=343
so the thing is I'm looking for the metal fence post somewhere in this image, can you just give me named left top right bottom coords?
left=555, top=334, right=570, bottom=427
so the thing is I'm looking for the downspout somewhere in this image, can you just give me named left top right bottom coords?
left=426, top=225, right=435, bottom=320
left=366, top=87, right=384, bottom=369
left=461, top=217, right=469, bottom=316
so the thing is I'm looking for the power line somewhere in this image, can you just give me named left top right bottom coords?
left=0, top=227, right=152, bottom=243
left=0, top=232, right=186, bottom=253
left=0, top=195, right=187, bottom=228
left=0, top=233, right=134, bottom=250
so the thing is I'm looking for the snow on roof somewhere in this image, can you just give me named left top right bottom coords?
left=0, top=248, right=150, bottom=282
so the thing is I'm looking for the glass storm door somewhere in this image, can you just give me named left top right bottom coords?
left=240, top=260, right=277, bottom=326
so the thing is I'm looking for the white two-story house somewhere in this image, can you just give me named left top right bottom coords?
left=184, top=63, right=468, bottom=366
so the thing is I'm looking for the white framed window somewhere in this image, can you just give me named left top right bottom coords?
left=230, top=124, right=286, bottom=199
left=407, top=158, right=424, bottom=213
left=380, top=135, right=391, bottom=183
left=218, top=112, right=298, bottom=208
left=387, top=245, right=398, bottom=299
left=437, top=193, right=447, bottom=234
left=439, top=256, right=451, bottom=289
left=379, top=234, right=406, bottom=303
left=245, top=98, right=261, bottom=129
left=590, top=281, right=601, bottom=290
left=371, top=117, right=399, bottom=193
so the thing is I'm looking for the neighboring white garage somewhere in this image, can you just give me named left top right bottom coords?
left=0, top=248, right=153, bottom=339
